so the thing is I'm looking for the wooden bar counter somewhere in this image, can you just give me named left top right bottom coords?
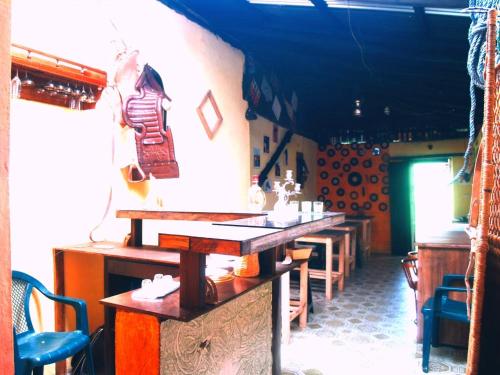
left=415, top=225, right=470, bottom=346
left=57, top=210, right=344, bottom=375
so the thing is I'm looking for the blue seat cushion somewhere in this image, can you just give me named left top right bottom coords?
left=17, top=331, right=90, bottom=366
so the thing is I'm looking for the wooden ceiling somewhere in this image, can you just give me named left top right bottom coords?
left=160, top=0, right=472, bottom=142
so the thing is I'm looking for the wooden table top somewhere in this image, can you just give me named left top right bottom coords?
left=53, top=242, right=180, bottom=264
left=156, top=212, right=345, bottom=256
left=100, top=260, right=305, bottom=322
left=414, top=226, right=470, bottom=250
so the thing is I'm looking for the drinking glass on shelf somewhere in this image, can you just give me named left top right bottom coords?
left=11, top=70, right=21, bottom=99
left=301, top=201, right=312, bottom=213
left=289, top=200, right=299, bottom=213
left=313, top=201, right=324, bottom=213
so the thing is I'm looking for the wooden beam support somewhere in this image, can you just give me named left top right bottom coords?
left=0, top=1, right=13, bottom=373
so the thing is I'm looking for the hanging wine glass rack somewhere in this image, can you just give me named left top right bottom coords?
left=10, top=43, right=107, bottom=110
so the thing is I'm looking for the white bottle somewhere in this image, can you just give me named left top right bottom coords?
left=248, top=175, right=266, bottom=212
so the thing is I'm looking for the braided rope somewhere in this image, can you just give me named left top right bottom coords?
left=455, top=0, right=498, bottom=182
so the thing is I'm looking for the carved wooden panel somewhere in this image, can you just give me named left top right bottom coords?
left=160, top=282, right=272, bottom=375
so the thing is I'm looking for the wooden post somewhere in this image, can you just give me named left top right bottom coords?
left=130, top=218, right=143, bottom=247
left=179, top=252, right=206, bottom=308
left=0, top=1, right=14, bottom=373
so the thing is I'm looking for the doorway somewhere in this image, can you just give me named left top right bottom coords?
left=411, top=160, right=453, bottom=240
left=390, top=157, right=453, bottom=255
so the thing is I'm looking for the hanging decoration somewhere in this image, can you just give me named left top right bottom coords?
left=243, top=56, right=298, bottom=128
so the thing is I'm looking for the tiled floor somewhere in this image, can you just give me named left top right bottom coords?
left=282, top=256, right=467, bottom=375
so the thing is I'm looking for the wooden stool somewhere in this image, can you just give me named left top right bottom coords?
left=330, top=223, right=357, bottom=276
left=281, top=256, right=309, bottom=344
left=296, top=233, right=345, bottom=300
left=346, top=216, right=373, bottom=258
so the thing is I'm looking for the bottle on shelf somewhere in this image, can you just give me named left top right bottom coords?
left=248, top=175, right=266, bottom=212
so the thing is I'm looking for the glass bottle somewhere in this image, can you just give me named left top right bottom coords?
left=248, top=175, right=266, bottom=212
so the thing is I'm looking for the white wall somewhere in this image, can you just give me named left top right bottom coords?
left=10, top=0, right=250, bottom=332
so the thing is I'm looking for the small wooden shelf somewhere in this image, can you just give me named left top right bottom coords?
left=100, top=260, right=306, bottom=322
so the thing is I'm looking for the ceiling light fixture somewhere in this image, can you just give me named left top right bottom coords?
left=353, top=99, right=362, bottom=117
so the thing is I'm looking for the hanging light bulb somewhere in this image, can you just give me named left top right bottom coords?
left=353, top=99, right=362, bottom=117
left=384, top=106, right=391, bottom=116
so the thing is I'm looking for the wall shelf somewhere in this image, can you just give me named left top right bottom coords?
left=10, top=44, right=107, bottom=110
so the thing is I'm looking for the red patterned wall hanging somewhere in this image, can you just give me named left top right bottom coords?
left=317, top=143, right=391, bottom=252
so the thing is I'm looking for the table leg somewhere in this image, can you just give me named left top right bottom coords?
left=180, top=252, right=206, bottom=308
left=299, top=262, right=308, bottom=329
left=326, top=238, right=333, bottom=300
left=339, top=238, right=345, bottom=291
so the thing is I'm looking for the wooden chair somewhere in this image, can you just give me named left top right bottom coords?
left=401, top=251, right=418, bottom=322
left=297, top=231, right=345, bottom=300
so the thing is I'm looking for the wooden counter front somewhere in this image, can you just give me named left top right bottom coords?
left=415, top=228, right=470, bottom=346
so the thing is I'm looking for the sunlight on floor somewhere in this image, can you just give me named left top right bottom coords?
left=282, top=256, right=467, bottom=375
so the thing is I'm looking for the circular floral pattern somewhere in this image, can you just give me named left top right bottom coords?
left=350, top=157, right=359, bottom=166
left=379, top=163, right=388, bottom=173
left=369, top=193, right=379, bottom=202
left=337, top=201, right=346, bottom=209
left=379, top=202, right=388, bottom=212
left=331, top=177, right=340, bottom=186
left=343, top=164, right=351, bottom=172
left=341, top=148, right=350, bottom=157
left=382, top=186, right=389, bottom=195
left=317, top=195, right=326, bottom=202
left=357, top=149, right=366, bottom=157
left=363, top=202, right=372, bottom=210
left=320, top=171, right=329, bottom=180
left=382, top=176, right=390, bottom=185
left=321, top=186, right=330, bottom=195
left=370, top=175, right=379, bottom=184
left=336, top=188, right=345, bottom=196
left=317, top=158, right=326, bottom=167
left=351, top=202, right=359, bottom=211
left=350, top=191, right=359, bottom=200
left=332, top=161, right=341, bottom=170
left=327, top=149, right=336, bottom=158
left=325, top=199, right=333, bottom=209
left=334, top=143, right=342, bottom=150
left=318, top=144, right=327, bottom=152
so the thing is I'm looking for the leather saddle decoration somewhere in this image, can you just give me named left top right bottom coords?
left=122, top=64, right=179, bottom=180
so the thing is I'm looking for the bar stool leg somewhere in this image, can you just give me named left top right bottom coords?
left=344, top=233, right=351, bottom=278
left=338, top=238, right=345, bottom=291
left=325, top=238, right=333, bottom=300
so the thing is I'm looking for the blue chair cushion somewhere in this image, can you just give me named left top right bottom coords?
left=17, top=331, right=90, bottom=366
